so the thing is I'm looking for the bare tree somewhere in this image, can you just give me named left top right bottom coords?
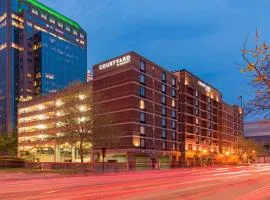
left=241, top=30, right=270, bottom=118
left=54, top=82, right=118, bottom=163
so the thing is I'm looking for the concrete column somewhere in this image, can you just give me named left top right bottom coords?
left=55, top=145, right=60, bottom=162
left=72, top=147, right=76, bottom=162
left=127, top=154, right=136, bottom=171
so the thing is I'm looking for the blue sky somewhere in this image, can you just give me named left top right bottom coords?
left=41, top=0, right=270, bottom=106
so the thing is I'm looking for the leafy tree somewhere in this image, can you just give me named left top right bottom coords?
left=238, top=137, right=266, bottom=158
left=0, top=132, right=17, bottom=156
left=240, top=30, right=270, bottom=118
left=53, top=83, right=118, bottom=163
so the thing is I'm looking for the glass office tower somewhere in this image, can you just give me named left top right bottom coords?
left=0, top=0, right=87, bottom=133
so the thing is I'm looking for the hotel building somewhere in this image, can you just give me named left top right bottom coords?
left=0, top=0, right=87, bottom=133
left=93, top=52, right=243, bottom=165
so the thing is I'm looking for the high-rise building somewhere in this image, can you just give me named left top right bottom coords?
left=0, top=0, right=87, bottom=133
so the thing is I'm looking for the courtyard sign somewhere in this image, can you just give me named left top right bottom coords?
left=198, top=81, right=211, bottom=92
left=98, top=55, right=131, bottom=70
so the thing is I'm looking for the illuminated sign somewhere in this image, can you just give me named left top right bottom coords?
left=98, top=55, right=131, bottom=70
left=198, top=81, right=211, bottom=92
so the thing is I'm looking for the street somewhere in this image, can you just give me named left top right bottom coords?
left=1, top=165, right=270, bottom=200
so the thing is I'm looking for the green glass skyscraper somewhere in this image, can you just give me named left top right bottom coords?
left=0, top=0, right=87, bottom=133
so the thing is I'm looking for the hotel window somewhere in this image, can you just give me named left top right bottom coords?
left=208, top=105, right=211, bottom=111
left=195, top=127, right=199, bottom=134
left=162, top=72, right=166, bottom=82
left=208, top=113, right=211, bottom=120
left=140, top=74, right=146, bottom=84
left=140, top=126, right=145, bottom=135
left=80, top=33, right=85, bottom=39
left=140, top=99, right=145, bottom=110
left=162, top=95, right=166, bottom=105
left=195, top=90, right=198, bottom=97
left=195, top=118, right=199, bottom=125
left=162, top=106, right=166, bottom=116
left=208, top=97, right=211, bottom=103
left=172, top=110, right=176, bottom=119
left=188, top=144, right=192, bottom=151
left=172, top=131, right=176, bottom=141
left=172, top=88, right=176, bottom=97
left=195, top=108, right=199, bottom=116
left=195, top=99, right=198, bottom=107
left=140, top=112, right=146, bottom=123
left=49, top=18, right=55, bottom=24
left=41, top=13, right=47, bottom=20
left=162, top=141, right=167, bottom=150
left=172, top=121, right=176, bottom=130
left=73, top=30, right=78, bottom=36
left=172, top=143, right=176, bottom=151
left=162, top=129, right=166, bottom=139
left=162, top=117, right=166, bottom=128
left=32, top=9, right=38, bottom=15
left=208, top=121, right=211, bottom=128
left=140, top=60, right=146, bottom=72
left=172, top=99, right=176, bottom=108
left=140, top=86, right=146, bottom=97
left=140, top=138, right=146, bottom=148
left=162, top=84, right=166, bottom=93
left=208, top=130, right=212, bottom=137
left=172, top=78, right=176, bottom=86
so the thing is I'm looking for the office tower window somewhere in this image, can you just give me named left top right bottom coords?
left=66, top=26, right=71, bottom=32
left=162, top=129, right=166, bottom=139
left=32, top=9, right=38, bottom=15
left=172, top=88, right=176, bottom=97
left=162, top=72, right=166, bottom=82
left=172, top=110, right=176, bottom=119
left=140, top=60, right=146, bottom=72
left=58, top=22, right=63, bottom=28
left=162, top=141, right=167, bottom=150
left=73, top=30, right=78, bottom=35
left=196, top=118, right=199, bottom=125
left=140, top=74, right=146, bottom=84
left=172, top=121, right=176, bottom=130
left=140, top=126, right=145, bottom=135
left=172, top=99, right=176, bottom=108
left=140, top=86, right=146, bottom=97
left=162, top=106, right=166, bottom=116
left=172, top=131, right=176, bottom=141
left=49, top=18, right=55, bottom=24
left=162, top=117, right=166, bottom=128
left=162, top=95, right=166, bottom=105
left=172, top=77, right=176, bottom=86
left=41, top=13, right=47, bottom=20
left=140, top=99, right=145, bottom=110
left=140, top=112, right=146, bottom=123
left=162, top=84, right=166, bottom=93
left=140, top=138, right=145, bottom=148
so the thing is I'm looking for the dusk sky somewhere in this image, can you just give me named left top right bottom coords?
left=41, top=0, right=270, bottom=108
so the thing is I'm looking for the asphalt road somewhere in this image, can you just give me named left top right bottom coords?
left=1, top=165, right=270, bottom=200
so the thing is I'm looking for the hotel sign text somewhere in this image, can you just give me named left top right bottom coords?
left=198, top=81, right=211, bottom=92
left=99, top=55, right=131, bottom=70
